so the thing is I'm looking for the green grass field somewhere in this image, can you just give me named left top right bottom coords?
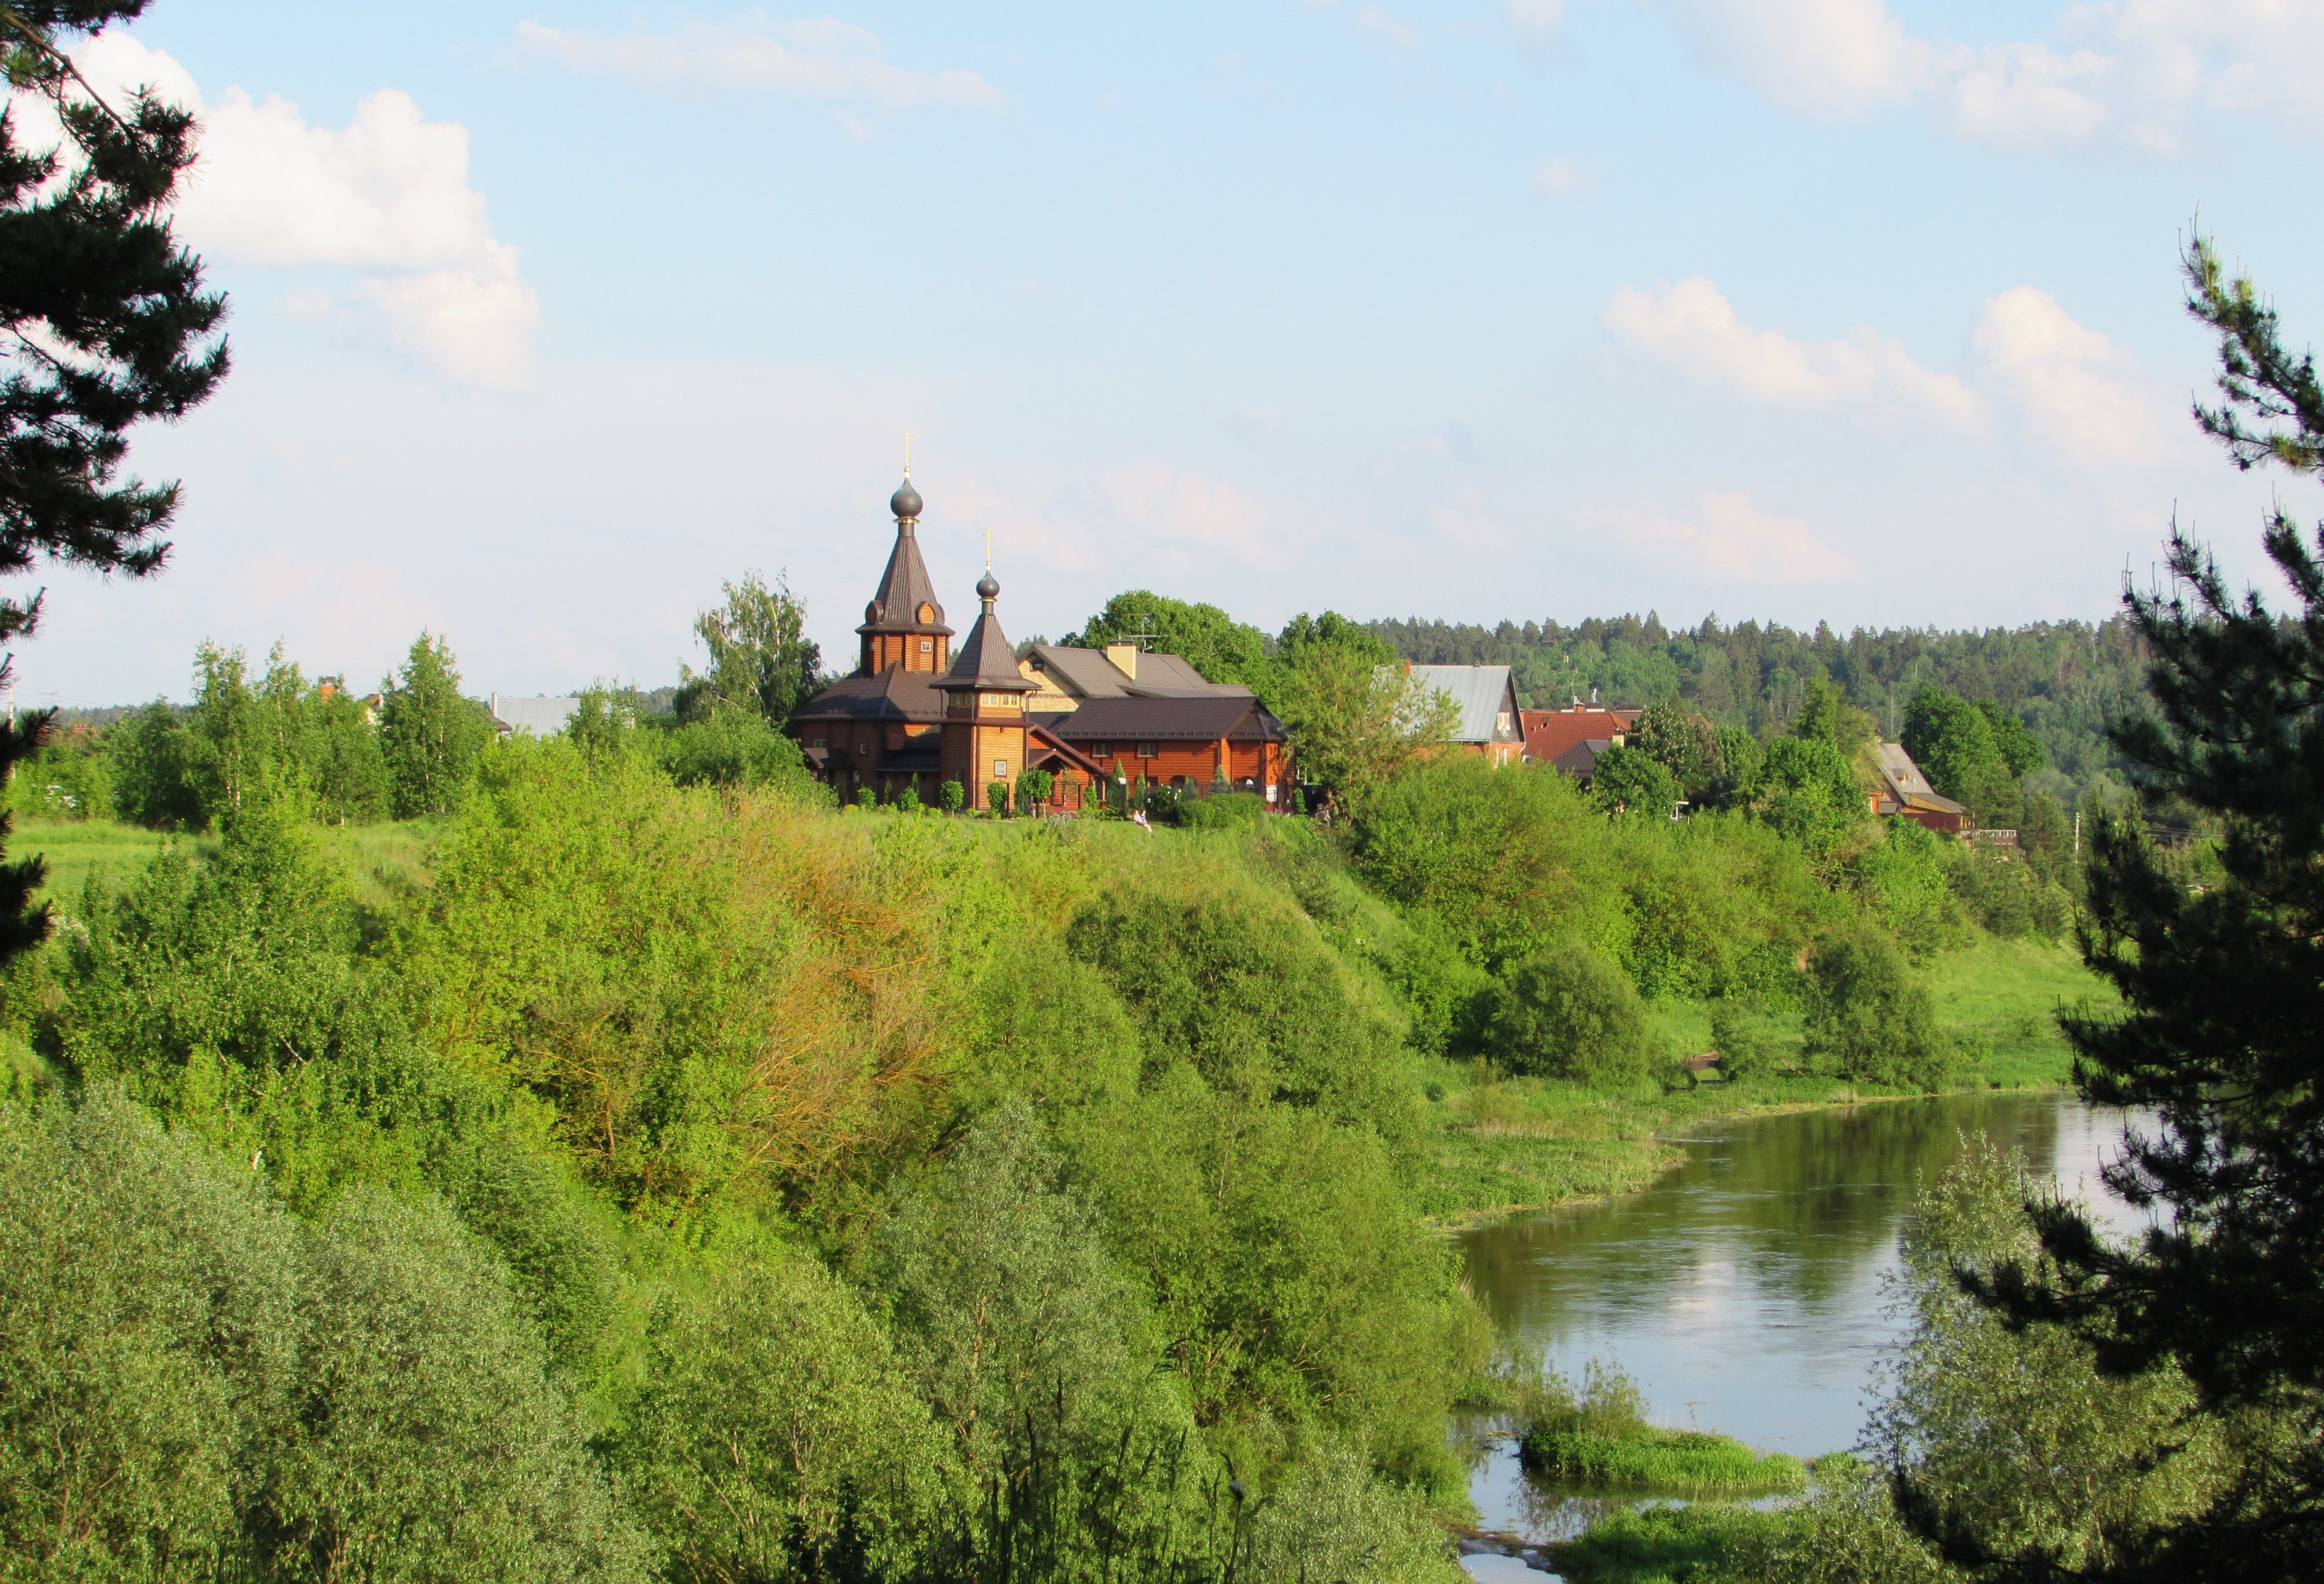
left=1930, top=933, right=2110, bottom=1088
left=1414, top=934, right=2114, bottom=1223
left=16, top=818, right=182, bottom=906
left=16, top=817, right=443, bottom=913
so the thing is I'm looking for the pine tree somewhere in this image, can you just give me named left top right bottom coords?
left=1977, top=234, right=2324, bottom=1579
left=0, top=1, right=228, bottom=957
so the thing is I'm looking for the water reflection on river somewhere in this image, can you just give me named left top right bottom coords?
left=1458, top=1090, right=2136, bottom=1556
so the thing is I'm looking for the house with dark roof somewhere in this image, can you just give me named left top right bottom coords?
left=1034, top=694, right=1289, bottom=804
left=1018, top=642, right=1252, bottom=710
left=790, top=476, right=1292, bottom=811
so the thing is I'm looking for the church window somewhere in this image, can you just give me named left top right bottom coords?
left=856, top=742, right=869, bottom=757
left=920, top=638, right=933, bottom=653
left=994, top=759, right=1009, bottom=778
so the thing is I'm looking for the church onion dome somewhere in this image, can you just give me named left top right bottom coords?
left=937, top=570, right=1037, bottom=694
left=857, top=473, right=951, bottom=637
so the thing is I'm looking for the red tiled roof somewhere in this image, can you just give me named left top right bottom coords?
left=1522, top=706, right=1636, bottom=764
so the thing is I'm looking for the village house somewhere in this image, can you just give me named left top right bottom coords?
left=1401, top=663, right=1526, bottom=765
left=792, top=476, right=1292, bottom=810
left=1871, top=741, right=1968, bottom=834
left=1520, top=703, right=1640, bottom=770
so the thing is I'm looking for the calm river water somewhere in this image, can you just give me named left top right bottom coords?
left=1456, top=1090, right=2137, bottom=1571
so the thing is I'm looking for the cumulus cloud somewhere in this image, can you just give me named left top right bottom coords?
left=1648, top=0, right=2324, bottom=148
left=1971, top=286, right=2165, bottom=464
left=508, top=17, right=1003, bottom=109
left=1098, top=465, right=1285, bottom=564
left=1611, top=491, right=1856, bottom=585
left=1604, top=277, right=1980, bottom=429
left=1659, top=0, right=1925, bottom=116
left=32, top=32, right=536, bottom=390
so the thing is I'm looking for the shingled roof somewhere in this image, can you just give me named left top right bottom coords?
left=791, top=666, right=945, bottom=724
left=1037, top=695, right=1285, bottom=742
left=857, top=478, right=951, bottom=638
left=937, top=572, right=1037, bottom=694
left=1024, top=644, right=1251, bottom=700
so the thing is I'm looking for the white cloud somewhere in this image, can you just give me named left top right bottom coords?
left=1658, top=0, right=1926, bottom=117
left=1609, top=491, right=1856, bottom=585
left=28, top=32, right=536, bottom=390
left=1531, top=156, right=1587, bottom=192
left=509, top=19, right=1003, bottom=110
left=1098, top=465, right=1287, bottom=565
left=1940, top=41, right=2112, bottom=146
left=1971, top=286, right=2165, bottom=465
left=1648, top=0, right=2324, bottom=148
left=1604, top=277, right=1979, bottom=428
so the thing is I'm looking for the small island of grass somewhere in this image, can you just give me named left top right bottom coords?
left=1508, top=1358, right=1807, bottom=1497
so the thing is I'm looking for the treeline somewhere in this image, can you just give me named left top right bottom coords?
left=1367, top=611, right=2154, bottom=796
left=13, top=623, right=812, bottom=832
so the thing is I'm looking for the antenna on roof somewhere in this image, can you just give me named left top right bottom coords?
left=1121, top=610, right=1161, bottom=652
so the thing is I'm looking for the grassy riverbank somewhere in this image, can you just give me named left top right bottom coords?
left=1410, top=935, right=2107, bottom=1226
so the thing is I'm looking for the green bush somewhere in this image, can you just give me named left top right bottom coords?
left=1708, top=994, right=1793, bottom=1080
left=612, top=1252, right=942, bottom=1582
left=1590, top=743, right=1679, bottom=818
left=1177, top=790, right=1265, bottom=830
left=1802, top=925, right=1954, bottom=1089
left=655, top=705, right=812, bottom=791
left=939, top=778, right=965, bottom=813
left=986, top=779, right=1007, bottom=816
left=1486, top=941, right=1654, bottom=1082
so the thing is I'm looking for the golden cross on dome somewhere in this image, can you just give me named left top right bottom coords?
left=901, top=430, right=913, bottom=474
left=982, top=527, right=995, bottom=569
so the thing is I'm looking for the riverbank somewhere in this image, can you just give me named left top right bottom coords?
left=1411, top=935, right=2107, bottom=1227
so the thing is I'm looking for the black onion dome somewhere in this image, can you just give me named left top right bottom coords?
left=890, top=476, right=923, bottom=520
left=976, top=570, right=1000, bottom=601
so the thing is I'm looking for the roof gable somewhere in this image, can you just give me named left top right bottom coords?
left=1404, top=665, right=1522, bottom=743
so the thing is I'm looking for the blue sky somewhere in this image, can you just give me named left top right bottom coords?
left=19, top=1, right=2324, bottom=705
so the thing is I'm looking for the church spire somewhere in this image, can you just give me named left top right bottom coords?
left=856, top=468, right=951, bottom=674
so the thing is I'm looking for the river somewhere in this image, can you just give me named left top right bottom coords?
left=1455, top=1090, right=2139, bottom=1576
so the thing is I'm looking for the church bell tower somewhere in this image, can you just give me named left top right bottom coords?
left=855, top=472, right=953, bottom=675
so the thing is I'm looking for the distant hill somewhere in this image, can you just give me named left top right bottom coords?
left=1366, top=613, right=2154, bottom=800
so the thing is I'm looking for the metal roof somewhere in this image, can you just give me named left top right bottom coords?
left=490, top=695, right=580, bottom=737
left=1402, top=665, right=1521, bottom=745
left=1036, top=695, right=1285, bottom=742
left=1874, top=741, right=1967, bottom=815
left=1024, top=644, right=1252, bottom=700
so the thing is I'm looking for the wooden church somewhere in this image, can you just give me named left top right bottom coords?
left=792, top=475, right=1291, bottom=810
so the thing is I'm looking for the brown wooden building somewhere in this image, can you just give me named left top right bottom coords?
left=794, top=473, right=1293, bottom=811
